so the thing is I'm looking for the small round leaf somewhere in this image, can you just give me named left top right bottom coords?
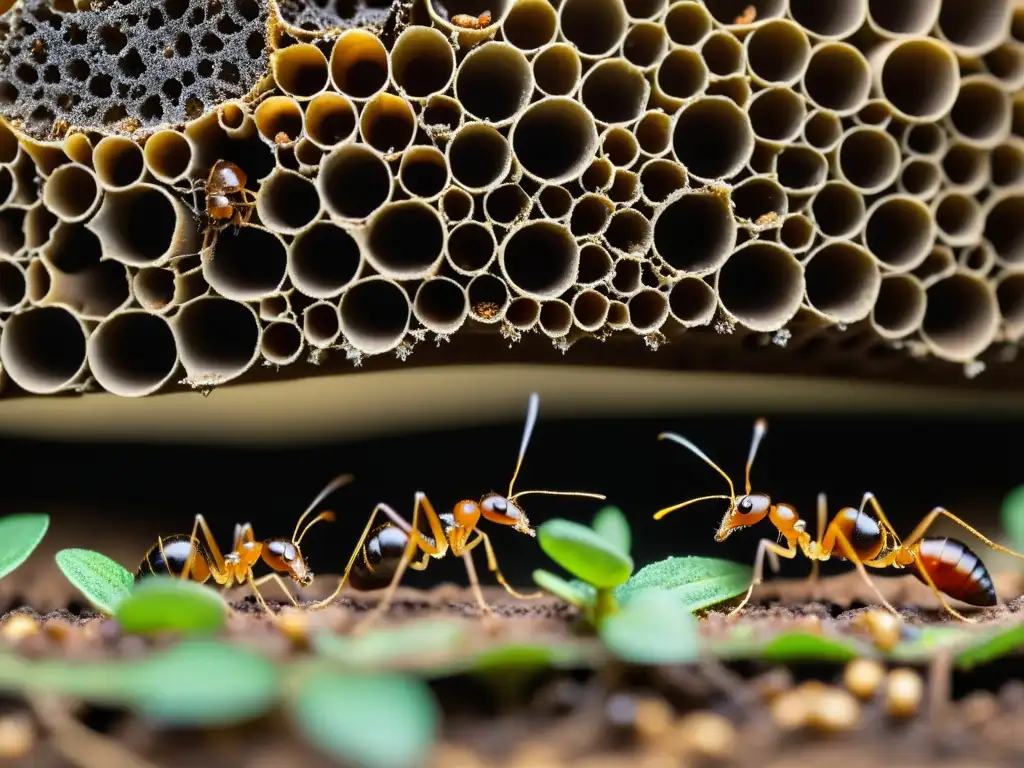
left=55, top=548, right=134, bottom=615
left=532, top=569, right=595, bottom=607
left=592, top=506, right=631, bottom=555
left=599, top=589, right=699, bottom=664
left=0, top=514, right=49, bottom=580
left=291, top=672, right=438, bottom=768
left=538, top=519, right=634, bottom=588
left=114, top=576, right=227, bottom=635
left=1001, top=485, right=1024, bottom=554
left=616, top=556, right=752, bottom=613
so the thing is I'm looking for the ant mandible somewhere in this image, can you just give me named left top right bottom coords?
left=654, top=420, right=1024, bottom=621
left=310, top=393, right=606, bottom=630
left=136, top=474, right=353, bottom=613
left=187, top=160, right=258, bottom=252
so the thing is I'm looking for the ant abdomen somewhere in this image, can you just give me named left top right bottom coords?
left=350, top=524, right=410, bottom=591
left=911, top=537, right=997, bottom=607
left=832, top=506, right=885, bottom=561
left=136, top=534, right=212, bottom=583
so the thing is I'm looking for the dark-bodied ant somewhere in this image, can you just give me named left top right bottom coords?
left=654, top=420, right=1024, bottom=621
left=310, top=393, right=605, bottom=630
left=187, top=160, right=258, bottom=251
left=136, top=474, right=353, bottom=613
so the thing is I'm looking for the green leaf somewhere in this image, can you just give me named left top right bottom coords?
left=470, top=642, right=586, bottom=674
left=55, top=549, right=134, bottom=614
left=617, top=556, right=752, bottom=613
left=760, top=631, right=866, bottom=663
left=114, top=576, right=227, bottom=635
left=888, top=627, right=966, bottom=662
left=537, top=519, right=634, bottom=589
left=592, top=506, right=631, bottom=555
left=599, top=589, right=699, bottom=664
left=132, top=640, right=279, bottom=725
left=0, top=514, right=49, bottom=581
left=956, top=624, right=1024, bottom=670
left=291, top=673, right=438, bottom=768
left=1001, top=485, right=1024, bottom=553
left=532, top=569, right=595, bottom=607
left=313, top=619, right=466, bottom=670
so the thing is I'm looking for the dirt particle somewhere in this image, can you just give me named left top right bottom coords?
left=675, top=711, right=734, bottom=760
left=885, top=668, right=923, bottom=718
left=1, top=613, right=39, bottom=643
left=852, top=609, right=903, bottom=652
left=843, top=658, right=885, bottom=700
left=0, top=713, right=34, bottom=759
left=634, top=696, right=674, bottom=744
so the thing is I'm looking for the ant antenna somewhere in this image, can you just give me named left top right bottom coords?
left=654, top=494, right=733, bottom=520
left=745, top=419, right=768, bottom=495
left=657, top=432, right=737, bottom=499
left=507, top=392, right=539, bottom=499
left=296, top=511, right=336, bottom=545
left=291, top=474, right=354, bottom=541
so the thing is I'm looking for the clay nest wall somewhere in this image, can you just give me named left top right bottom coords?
left=0, top=0, right=1023, bottom=398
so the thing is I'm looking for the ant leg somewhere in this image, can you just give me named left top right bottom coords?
left=808, top=493, right=827, bottom=600
left=860, top=492, right=905, bottom=548
left=459, top=544, right=495, bottom=621
left=727, top=538, right=798, bottom=618
left=193, top=514, right=229, bottom=575
left=903, top=507, right=1024, bottom=563
left=827, top=527, right=901, bottom=617
left=179, top=514, right=208, bottom=581
left=307, top=504, right=389, bottom=611
left=251, top=573, right=301, bottom=607
left=245, top=571, right=277, bottom=616
left=909, top=556, right=975, bottom=623
left=474, top=529, right=543, bottom=600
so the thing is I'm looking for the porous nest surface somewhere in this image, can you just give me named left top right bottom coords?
left=0, top=0, right=1023, bottom=398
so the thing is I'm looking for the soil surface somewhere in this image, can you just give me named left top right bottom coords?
left=1, top=572, right=1024, bottom=767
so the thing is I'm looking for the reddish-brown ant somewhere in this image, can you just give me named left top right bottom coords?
left=654, top=420, right=1024, bottom=621
left=188, top=160, right=258, bottom=251
left=310, top=393, right=605, bottom=630
left=451, top=10, right=491, bottom=29
left=135, top=474, right=353, bottom=613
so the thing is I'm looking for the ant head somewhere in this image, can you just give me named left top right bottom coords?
left=480, top=493, right=534, bottom=536
left=715, top=493, right=771, bottom=542
left=262, top=539, right=313, bottom=587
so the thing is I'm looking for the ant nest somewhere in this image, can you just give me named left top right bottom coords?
left=0, top=0, right=1022, bottom=397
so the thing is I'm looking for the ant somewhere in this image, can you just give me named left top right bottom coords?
left=451, top=10, right=491, bottom=29
left=135, top=474, right=353, bottom=613
left=187, top=160, right=258, bottom=251
left=653, top=420, right=1024, bottom=621
left=310, top=393, right=605, bottom=630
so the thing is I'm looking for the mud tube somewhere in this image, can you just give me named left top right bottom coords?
left=398, top=146, right=450, bottom=202
left=984, top=191, right=1024, bottom=268
left=870, top=37, right=960, bottom=123
left=359, top=92, right=416, bottom=157
left=995, top=270, right=1024, bottom=340
left=88, top=310, right=180, bottom=397
left=634, top=110, right=673, bottom=159
left=88, top=184, right=197, bottom=267
left=558, top=0, right=629, bottom=60
left=664, top=1, right=712, bottom=46
left=440, top=187, right=474, bottom=224
left=20, top=136, right=70, bottom=178
left=920, top=272, right=1000, bottom=362
left=317, top=144, right=393, bottom=224
left=862, top=194, right=935, bottom=273
left=455, top=42, right=534, bottom=127
left=627, top=288, right=669, bottom=333
left=577, top=243, right=615, bottom=286
left=833, top=126, right=901, bottom=194
left=668, top=276, right=717, bottom=328
left=569, top=289, right=610, bottom=332
left=705, top=75, right=752, bottom=109
left=535, top=185, right=574, bottom=221
left=390, top=26, right=455, bottom=101
left=426, top=0, right=513, bottom=46
left=447, top=124, right=512, bottom=194
left=623, top=0, right=666, bottom=21
left=260, top=320, right=304, bottom=366
left=902, top=123, right=948, bottom=159
left=914, top=246, right=958, bottom=287
left=779, top=213, right=816, bottom=255
left=854, top=100, right=892, bottom=129
left=273, top=43, right=329, bottom=101
left=790, top=0, right=868, bottom=40
left=503, top=0, right=559, bottom=53
left=802, top=42, right=871, bottom=117
left=421, top=95, right=465, bottom=143
left=936, top=0, right=1011, bottom=58
left=35, top=223, right=131, bottom=318
left=54, top=134, right=93, bottom=168
left=505, top=296, right=541, bottom=331
left=0, top=258, right=26, bottom=312
left=611, top=257, right=643, bottom=297
left=866, top=0, right=940, bottom=38
left=621, top=22, right=669, bottom=72
left=304, top=93, right=358, bottom=150
left=748, top=86, right=806, bottom=146
left=0, top=119, right=17, bottom=165
left=329, top=29, right=390, bottom=102
left=338, top=276, right=411, bottom=355
left=172, top=296, right=261, bottom=386
left=639, top=159, right=688, bottom=209
left=0, top=305, right=88, bottom=394
left=294, top=138, right=324, bottom=175
left=809, top=181, right=865, bottom=241
left=217, top=100, right=255, bottom=139
left=356, top=200, right=446, bottom=281
left=946, top=75, right=1012, bottom=150
left=538, top=298, right=573, bottom=337
left=143, top=130, right=196, bottom=185
left=869, top=273, right=927, bottom=340
left=132, top=266, right=207, bottom=313
left=982, top=42, right=1024, bottom=93
left=803, top=241, right=882, bottom=324
left=932, top=191, right=984, bottom=248
left=608, top=169, right=641, bottom=206
left=511, top=97, right=600, bottom=185
left=203, top=225, right=288, bottom=302
left=652, top=188, right=737, bottom=276
left=580, top=59, right=650, bottom=127
left=732, top=175, right=788, bottom=225
left=745, top=19, right=812, bottom=87
left=605, top=208, right=653, bottom=257
left=706, top=0, right=785, bottom=29
left=775, top=144, right=829, bottom=194
left=499, top=220, right=580, bottom=299
left=484, top=184, right=532, bottom=227
left=990, top=139, right=1024, bottom=189
left=532, top=43, right=582, bottom=98
left=897, top=157, right=942, bottom=200
left=255, top=167, right=322, bottom=235
left=700, top=32, right=745, bottom=78
left=671, top=96, right=755, bottom=182
left=42, top=163, right=101, bottom=223
left=958, top=240, right=996, bottom=277
left=92, top=137, right=145, bottom=190
left=602, top=127, right=640, bottom=168
left=569, top=193, right=615, bottom=239
left=941, top=142, right=990, bottom=195
left=606, top=299, right=630, bottom=329
left=715, top=241, right=805, bottom=332
left=652, top=49, right=709, bottom=111
left=303, top=301, right=341, bottom=349
left=467, top=273, right=511, bottom=324
left=0, top=206, right=27, bottom=258
left=414, top=276, right=469, bottom=335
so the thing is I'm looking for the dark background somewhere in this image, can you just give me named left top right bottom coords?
left=1, top=409, right=1022, bottom=597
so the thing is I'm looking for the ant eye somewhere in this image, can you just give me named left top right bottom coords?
left=739, top=497, right=753, bottom=513
left=491, top=497, right=507, bottom=513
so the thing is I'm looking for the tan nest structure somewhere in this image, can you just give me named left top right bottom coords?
left=0, top=0, right=1022, bottom=412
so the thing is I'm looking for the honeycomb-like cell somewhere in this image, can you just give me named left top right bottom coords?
left=1, top=0, right=1024, bottom=400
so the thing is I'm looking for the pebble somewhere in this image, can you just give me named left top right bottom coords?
left=885, top=668, right=923, bottom=718
left=676, top=710, right=735, bottom=760
left=0, top=614, right=38, bottom=643
left=0, top=713, right=34, bottom=759
left=843, top=658, right=885, bottom=700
